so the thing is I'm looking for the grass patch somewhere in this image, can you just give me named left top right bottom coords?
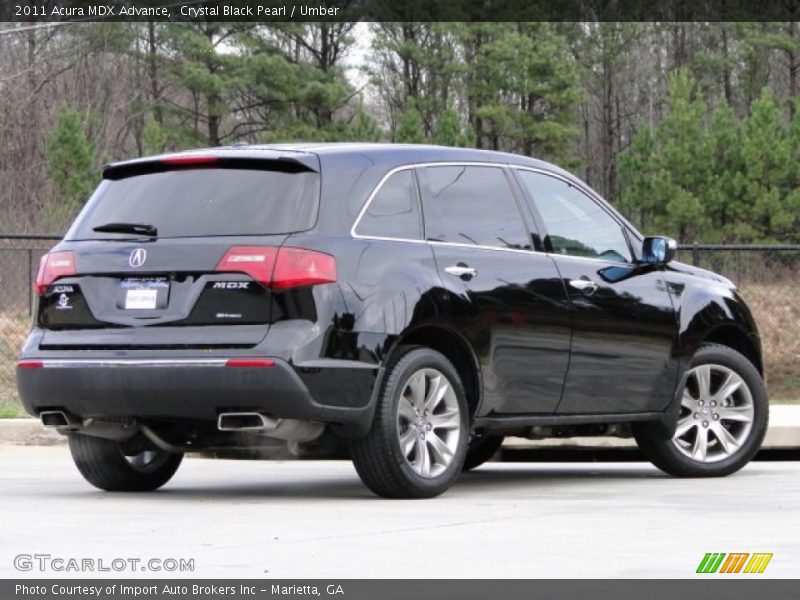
left=0, top=403, right=27, bottom=418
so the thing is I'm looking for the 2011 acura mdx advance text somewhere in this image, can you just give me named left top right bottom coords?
left=17, top=144, right=768, bottom=498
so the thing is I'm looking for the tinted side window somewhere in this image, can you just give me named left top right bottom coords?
left=516, top=170, right=631, bottom=263
left=421, top=166, right=530, bottom=250
left=355, top=170, right=422, bottom=240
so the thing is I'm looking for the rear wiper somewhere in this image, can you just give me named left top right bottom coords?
left=92, top=222, right=158, bottom=237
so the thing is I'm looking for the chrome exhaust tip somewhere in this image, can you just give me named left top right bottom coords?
left=40, top=410, right=79, bottom=428
left=217, top=412, right=277, bottom=432
left=217, top=412, right=324, bottom=442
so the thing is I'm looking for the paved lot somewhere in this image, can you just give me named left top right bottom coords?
left=1, top=445, right=798, bottom=579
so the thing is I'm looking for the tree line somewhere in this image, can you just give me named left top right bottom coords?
left=1, top=21, right=799, bottom=243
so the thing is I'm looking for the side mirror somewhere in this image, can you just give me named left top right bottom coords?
left=642, top=236, right=677, bottom=266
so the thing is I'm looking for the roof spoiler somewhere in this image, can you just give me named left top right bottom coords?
left=103, top=152, right=319, bottom=180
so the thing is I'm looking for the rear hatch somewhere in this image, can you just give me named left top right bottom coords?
left=36, top=154, right=321, bottom=349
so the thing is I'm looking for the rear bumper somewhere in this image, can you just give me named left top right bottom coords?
left=16, top=353, right=379, bottom=435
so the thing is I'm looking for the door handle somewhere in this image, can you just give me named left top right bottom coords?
left=445, top=265, right=478, bottom=280
left=569, top=278, right=598, bottom=294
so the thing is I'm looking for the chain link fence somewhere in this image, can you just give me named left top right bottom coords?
left=676, top=244, right=800, bottom=402
left=0, top=235, right=58, bottom=416
left=0, top=238, right=798, bottom=416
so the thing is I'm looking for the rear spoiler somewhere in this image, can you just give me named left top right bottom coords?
left=103, top=153, right=319, bottom=181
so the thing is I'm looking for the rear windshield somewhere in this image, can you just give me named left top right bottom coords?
left=67, top=167, right=320, bottom=240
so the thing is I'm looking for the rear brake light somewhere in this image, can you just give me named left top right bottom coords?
left=225, top=359, right=275, bottom=368
left=215, top=246, right=279, bottom=287
left=17, top=360, right=43, bottom=369
left=34, top=251, right=76, bottom=295
left=272, top=247, right=337, bottom=290
left=161, top=155, right=218, bottom=166
left=215, top=246, right=336, bottom=290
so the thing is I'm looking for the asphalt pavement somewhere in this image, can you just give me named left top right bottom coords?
left=1, top=445, right=798, bottom=579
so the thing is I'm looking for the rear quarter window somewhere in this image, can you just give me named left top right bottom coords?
left=67, top=166, right=320, bottom=239
left=354, top=169, right=422, bottom=240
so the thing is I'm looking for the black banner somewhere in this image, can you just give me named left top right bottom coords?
left=4, top=580, right=800, bottom=600
left=5, top=0, right=800, bottom=23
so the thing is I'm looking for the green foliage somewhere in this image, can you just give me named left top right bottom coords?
left=142, top=119, right=169, bottom=155
left=395, top=104, right=425, bottom=143
left=45, top=106, right=98, bottom=225
left=433, top=108, right=471, bottom=147
left=34, top=23, right=799, bottom=246
left=739, top=88, right=799, bottom=242
left=348, top=104, right=383, bottom=142
left=619, top=71, right=800, bottom=243
left=467, top=23, right=581, bottom=164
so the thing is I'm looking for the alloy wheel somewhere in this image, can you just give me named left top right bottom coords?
left=396, top=368, right=462, bottom=478
left=671, top=363, right=754, bottom=463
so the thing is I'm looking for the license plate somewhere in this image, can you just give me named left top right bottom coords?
left=124, top=288, right=158, bottom=310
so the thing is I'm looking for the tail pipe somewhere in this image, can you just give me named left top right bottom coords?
left=40, top=410, right=80, bottom=429
left=217, top=412, right=323, bottom=442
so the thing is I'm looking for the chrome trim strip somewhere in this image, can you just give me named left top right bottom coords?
left=38, top=358, right=229, bottom=368
left=349, top=161, right=635, bottom=266
left=350, top=161, right=510, bottom=241
left=427, top=240, right=542, bottom=256
left=544, top=252, right=632, bottom=266
left=350, top=161, right=548, bottom=256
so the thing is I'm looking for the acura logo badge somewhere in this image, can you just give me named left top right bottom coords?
left=129, top=248, right=147, bottom=268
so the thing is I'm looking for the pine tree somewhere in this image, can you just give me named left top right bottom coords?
left=618, top=70, right=709, bottom=242
left=45, top=106, right=98, bottom=227
left=468, top=23, right=581, bottom=164
left=348, top=104, right=383, bottom=142
left=739, top=87, right=796, bottom=242
left=433, top=108, right=471, bottom=147
left=395, top=104, right=425, bottom=143
left=700, top=101, right=745, bottom=242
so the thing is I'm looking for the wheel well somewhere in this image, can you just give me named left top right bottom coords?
left=703, top=325, right=763, bottom=374
left=395, top=327, right=481, bottom=417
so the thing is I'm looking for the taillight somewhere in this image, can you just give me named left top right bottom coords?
left=160, top=155, right=218, bottom=166
left=34, top=251, right=76, bottom=295
left=215, top=246, right=336, bottom=290
left=215, top=246, right=280, bottom=287
left=272, top=247, right=337, bottom=290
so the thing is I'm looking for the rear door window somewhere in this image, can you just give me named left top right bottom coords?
left=419, top=166, right=531, bottom=250
left=354, top=169, right=422, bottom=240
left=67, top=166, right=320, bottom=240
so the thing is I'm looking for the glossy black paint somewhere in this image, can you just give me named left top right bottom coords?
left=548, top=256, right=678, bottom=415
left=17, top=144, right=764, bottom=445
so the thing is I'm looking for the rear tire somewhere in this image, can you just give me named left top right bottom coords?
left=462, top=434, right=504, bottom=471
left=68, top=433, right=183, bottom=491
left=634, top=344, right=768, bottom=477
left=350, top=346, right=469, bottom=498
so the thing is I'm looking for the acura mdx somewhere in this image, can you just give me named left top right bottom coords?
left=17, top=144, right=768, bottom=498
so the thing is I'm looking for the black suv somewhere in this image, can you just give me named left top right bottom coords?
left=17, top=144, right=768, bottom=498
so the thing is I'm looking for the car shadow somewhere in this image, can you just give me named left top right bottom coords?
left=93, top=461, right=671, bottom=502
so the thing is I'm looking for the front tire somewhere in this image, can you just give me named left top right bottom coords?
left=68, top=433, right=183, bottom=491
left=350, top=347, right=469, bottom=498
left=634, top=344, right=768, bottom=477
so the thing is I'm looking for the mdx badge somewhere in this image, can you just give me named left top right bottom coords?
left=128, top=248, right=147, bottom=268
left=213, top=282, right=250, bottom=289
